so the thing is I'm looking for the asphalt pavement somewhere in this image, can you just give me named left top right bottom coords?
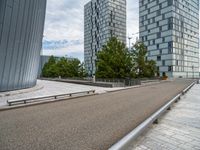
left=0, top=79, right=194, bottom=150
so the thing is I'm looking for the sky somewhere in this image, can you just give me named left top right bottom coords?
left=42, top=0, right=139, bottom=62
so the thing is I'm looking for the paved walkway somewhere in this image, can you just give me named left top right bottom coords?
left=129, top=84, right=200, bottom=150
left=0, top=80, right=193, bottom=150
left=0, top=80, right=126, bottom=107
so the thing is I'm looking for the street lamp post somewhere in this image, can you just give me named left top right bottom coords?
left=192, top=65, right=194, bottom=79
left=132, top=32, right=139, bottom=41
left=127, top=32, right=139, bottom=51
left=128, top=37, right=132, bottom=50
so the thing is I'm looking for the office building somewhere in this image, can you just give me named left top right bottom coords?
left=139, top=0, right=199, bottom=78
left=84, top=0, right=126, bottom=75
left=0, top=0, right=47, bottom=91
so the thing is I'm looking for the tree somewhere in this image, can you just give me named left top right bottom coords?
left=68, top=58, right=81, bottom=77
left=131, top=42, right=157, bottom=78
left=41, top=56, right=87, bottom=78
left=42, top=56, right=59, bottom=78
left=96, top=37, right=135, bottom=78
left=78, top=62, right=87, bottom=78
left=56, top=57, right=69, bottom=77
left=144, top=60, right=157, bottom=78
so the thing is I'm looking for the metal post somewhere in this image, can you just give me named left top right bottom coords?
left=192, top=66, right=194, bottom=79
left=128, top=37, right=132, bottom=50
left=92, top=75, right=96, bottom=83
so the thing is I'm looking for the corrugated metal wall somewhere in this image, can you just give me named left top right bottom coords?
left=0, top=0, right=47, bottom=92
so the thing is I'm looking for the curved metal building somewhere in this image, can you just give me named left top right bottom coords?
left=0, top=0, right=47, bottom=92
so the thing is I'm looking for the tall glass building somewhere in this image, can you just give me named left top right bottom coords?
left=0, top=0, right=47, bottom=92
left=139, top=0, right=199, bottom=78
left=84, top=0, right=126, bottom=75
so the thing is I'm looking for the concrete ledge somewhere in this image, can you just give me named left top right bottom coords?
left=0, top=84, right=44, bottom=97
left=40, top=78, right=114, bottom=87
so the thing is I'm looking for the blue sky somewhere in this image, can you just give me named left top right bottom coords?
left=42, top=0, right=139, bottom=61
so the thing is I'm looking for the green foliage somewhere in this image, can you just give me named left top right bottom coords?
left=79, top=63, right=88, bottom=77
left=42, top=56, right=59, bottom=78
left=131, top=42, right=157, bottom=78
left=41, top=56, right=87, bottom=78
left=96, top=38, right=157, bottom=79
left=42, top=40, right=157, bottom=79
left=96, top=37, right=135, bottom=78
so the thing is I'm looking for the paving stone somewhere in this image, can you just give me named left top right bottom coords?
left=178, top=143, right=194, bottom=150
left=190, top=140, right=200, bottom=147
left=130, top=84, right=200, bottom=150
left=194, top=146, right=200, bottom=150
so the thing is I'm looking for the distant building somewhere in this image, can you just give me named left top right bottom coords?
left=139, top=0, right=199, bottom=78
left=0, top=0, right=46, bottom=92
left=84, top=0, right=127, bottom=75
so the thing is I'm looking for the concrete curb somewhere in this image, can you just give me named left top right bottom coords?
left=109, top=81, right=196, bottom=150
left=0, top=84, right=44, bottom=97
left=106, top=80, right=170, bottom=94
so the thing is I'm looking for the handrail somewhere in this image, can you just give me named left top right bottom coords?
left=7, top=90, right=95, bottom=106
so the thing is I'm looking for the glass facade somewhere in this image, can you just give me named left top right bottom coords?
left=84, top=0, right=126, bottom=75
left=139, top=0, right=199, bottom=78
left=0, top=0, right=47, bottom=91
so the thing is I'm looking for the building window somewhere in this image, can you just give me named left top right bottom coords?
left=157, top=33, right=161, bottom=38
left=168, top=23, right=173, bottom=30
left=168, top=18, right=173, bottom=30
left=176, top=60, right=178, bottom=66
left=168, top=0, right=173, bottom=6
left=157, top=10, right=161, bottom=15
left=152, top=18, right=155, bottom=23
left=168, top=66, right=172, bottom=71
left=162, top=37, right=165, bottom=42
left=168, top=42, right=173, bottom=53
left=157, top=66, right=160, bottom=72
left=162, top=14, right=165, bottom=19
left=162, top=60, right=165, bottom=66
left=157, top=22, right=159, bottom=27
left=148, top=51, right=151, bottom=56
left=157, top=44, right=159, bottom=49
left=159, top=26, right=162, bottom=31
left=157, top=56, right=161, bottom=61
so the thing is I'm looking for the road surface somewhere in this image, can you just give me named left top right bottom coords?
left=0, top=79, right=194, bottom=150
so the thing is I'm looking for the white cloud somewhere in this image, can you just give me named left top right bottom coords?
left=43, top=0, right=139, bottom=60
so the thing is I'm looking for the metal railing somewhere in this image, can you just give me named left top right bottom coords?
left=96, top=78, right=141, bottom=87
left=7, top=90, right=95, bottom=106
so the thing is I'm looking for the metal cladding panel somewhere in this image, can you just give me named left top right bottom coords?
left=0, top=0, right=47, bottom=92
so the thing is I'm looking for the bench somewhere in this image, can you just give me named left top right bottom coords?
left=7, top=90, right=95, bottom=106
